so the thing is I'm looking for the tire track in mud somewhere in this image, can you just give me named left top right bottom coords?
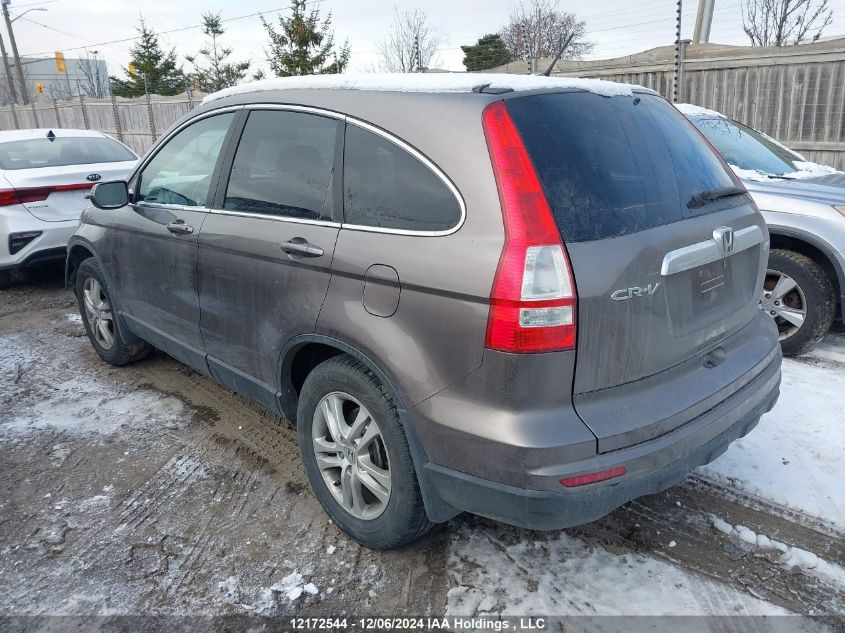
left=109, top=352, right=452, bottom=614
left=565, top=478, right=845, bottom=619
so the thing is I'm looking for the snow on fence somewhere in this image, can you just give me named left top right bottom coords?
left=493, top=37, right=845, bottom=170
left=0, top=92, right=205, bottom=155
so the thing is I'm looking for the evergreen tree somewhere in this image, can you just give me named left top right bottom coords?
left=110, top=19, right=186, bottom=97
left=261, top=0, right=350, bottom=76
left=461, top=34, right=512, bottom=71
left=186, top=12, right=251, bottom=92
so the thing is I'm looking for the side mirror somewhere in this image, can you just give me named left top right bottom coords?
left=86, top=181, right=129, bottom=210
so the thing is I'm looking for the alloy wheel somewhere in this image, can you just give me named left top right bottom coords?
left=761, top=269, right=807, bottom=341
left=82, top=277, right=115, bottom=350
left=312, top=391, right=391, bottom=520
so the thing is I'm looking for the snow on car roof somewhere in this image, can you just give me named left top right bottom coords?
left=0, top=128, right=111, bottom=142
left=203, top=73, right=645, bottom=104
left=674, top=103, right=725, bottom=118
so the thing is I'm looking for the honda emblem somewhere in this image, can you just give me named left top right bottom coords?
left=713, top=226, right=734, bottom=256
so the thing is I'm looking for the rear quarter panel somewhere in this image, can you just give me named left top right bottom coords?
left=306, top=91, right=504, bottom=408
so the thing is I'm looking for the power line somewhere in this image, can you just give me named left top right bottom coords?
left=19, top=1, right=323, bottom=58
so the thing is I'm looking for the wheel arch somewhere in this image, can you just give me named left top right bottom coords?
left=65, top=238, right=99, bottom=290
left=768, top=228, right=844, bottom=319
left=277, top=334, right=408, bottom=425
left=277, top=334, right=457, bottom=523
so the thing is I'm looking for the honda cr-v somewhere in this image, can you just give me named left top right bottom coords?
left=67, top=74, right=782, bottom=548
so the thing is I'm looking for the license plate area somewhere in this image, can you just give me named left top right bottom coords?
left=665, top=248, right=758, bottom=338
left=694, top=258, right=732, bottom=309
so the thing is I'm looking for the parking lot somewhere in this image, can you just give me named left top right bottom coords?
left=0, top=266, right=843, bottom=624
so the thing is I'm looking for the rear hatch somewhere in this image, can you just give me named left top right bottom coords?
left=0, top=134, right=137, bottom=222
left=506, top=91, right=768, bottom=452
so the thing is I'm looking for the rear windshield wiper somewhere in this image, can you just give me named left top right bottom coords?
left=688, top=186, right=746, bottom=209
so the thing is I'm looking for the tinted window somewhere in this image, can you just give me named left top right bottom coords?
left=138, top=112, right=234, bottom=207
left=343, top=124, right=461, bottom=232
left=689, top=115, right=799, bottom=176
left=0, top=136, right=136, bottom=170
left=224, top=110, right=337, bottom=220
left=507, top=93, right=738, bottom=242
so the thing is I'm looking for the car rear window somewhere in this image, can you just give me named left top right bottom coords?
left=0, top=136, right=136, bottom=170
left=506, top=92, right=738, bottom=242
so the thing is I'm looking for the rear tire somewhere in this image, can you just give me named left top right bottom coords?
left=297, top=355, right=433, bottom=549
left=75, top=257, right=151, bottom=366
left=763, top=249, right=835, bottom=357
left=0, top=270, right=10, bottom=290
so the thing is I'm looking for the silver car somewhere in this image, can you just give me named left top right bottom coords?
left=679, top=103, right=845, bottom=356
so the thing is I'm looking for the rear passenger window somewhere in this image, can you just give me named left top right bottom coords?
left=343, top=124, right=461, bottom=232
left=224, top=110, right=338, bottom=220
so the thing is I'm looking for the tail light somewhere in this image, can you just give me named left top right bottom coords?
left=0, top=183, right=92, bottom=207
left=482, top=101, right=576, bottom=353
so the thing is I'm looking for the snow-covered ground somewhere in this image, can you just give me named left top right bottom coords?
left=448, top=527, right=790, bottom=617
left=698, top=336, right=845, bottom=530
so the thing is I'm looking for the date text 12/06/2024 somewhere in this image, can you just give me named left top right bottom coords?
left=288, top=617, right=548, bottom=631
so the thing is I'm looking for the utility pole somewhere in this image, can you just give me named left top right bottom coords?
left=0, top=30, right=17, bottom=104
left=522, top=29, right=532, bottom=74
left=2, top=0, right=29, bottom=104
left=672, top=0, right=683, bottom=103
left=693, top=0, right=715, bottom=44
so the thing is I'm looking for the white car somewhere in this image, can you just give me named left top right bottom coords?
left=0, top=128, right=137, bottom=289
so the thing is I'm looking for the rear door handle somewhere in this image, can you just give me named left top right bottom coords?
left=166, top=220, right=194, bottom=235
left=281, top=238, right=324, bottom=257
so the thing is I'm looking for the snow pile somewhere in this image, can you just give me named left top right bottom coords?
left=270, top=571, right=307, bottom=601
left=731, top=161, right=841, bottom=182
left=711, top=516, right=845, bottom=592
left=447, top=526, right=789, bottom=616
left=675, top=103, right=725, bottom=118
left=697, top=341, right=845, bottom=530
left=203, top=73, right=643, bottom=104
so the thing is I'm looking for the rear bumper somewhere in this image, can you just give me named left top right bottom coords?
left=0, top=206, right=76, bottom=270
left=408, top=313, right=782, bottom=529
left=422, top=376, right=778, bottom=530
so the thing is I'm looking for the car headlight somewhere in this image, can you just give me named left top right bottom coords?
left=836, top=205, right=845, bottom=218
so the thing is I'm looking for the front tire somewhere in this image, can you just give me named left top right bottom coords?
left=762, top=249, right=835, bottom=357
left=0, top=270, right=10, bottom=290
left=297, top=355, right=432, bottom=549
left=75, top=257, right=151, bottom=366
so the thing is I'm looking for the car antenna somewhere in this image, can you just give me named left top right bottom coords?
left=46, top=130, right=56, bottom=142
left=542, top=33, right=575, bottom=76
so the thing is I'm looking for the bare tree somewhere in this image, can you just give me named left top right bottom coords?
left=377, top=6, right=439, bottom=72
left=77, top=50, right=109, bottom=98
left=742, top=0, right=833, bottom=46
left=500, top=0, right=592, bottom=64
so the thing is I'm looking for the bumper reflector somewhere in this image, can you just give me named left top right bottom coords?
left=560, top=466, right=627, bottom=488
left=9, top=231, right=43, bottom=255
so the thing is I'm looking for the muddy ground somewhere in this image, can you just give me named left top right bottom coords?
left=0, top=266, right=843, bottom=626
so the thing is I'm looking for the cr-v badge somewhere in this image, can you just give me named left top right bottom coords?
left=611, top=283, right=661, bottom=301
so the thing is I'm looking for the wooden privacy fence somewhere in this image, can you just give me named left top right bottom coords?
left=494, top=37, right=845, bottom=170
left=0, top=92, right=206, bottom=155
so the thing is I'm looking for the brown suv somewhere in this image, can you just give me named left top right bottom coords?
left=68, top=75, right=781, bottom=548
